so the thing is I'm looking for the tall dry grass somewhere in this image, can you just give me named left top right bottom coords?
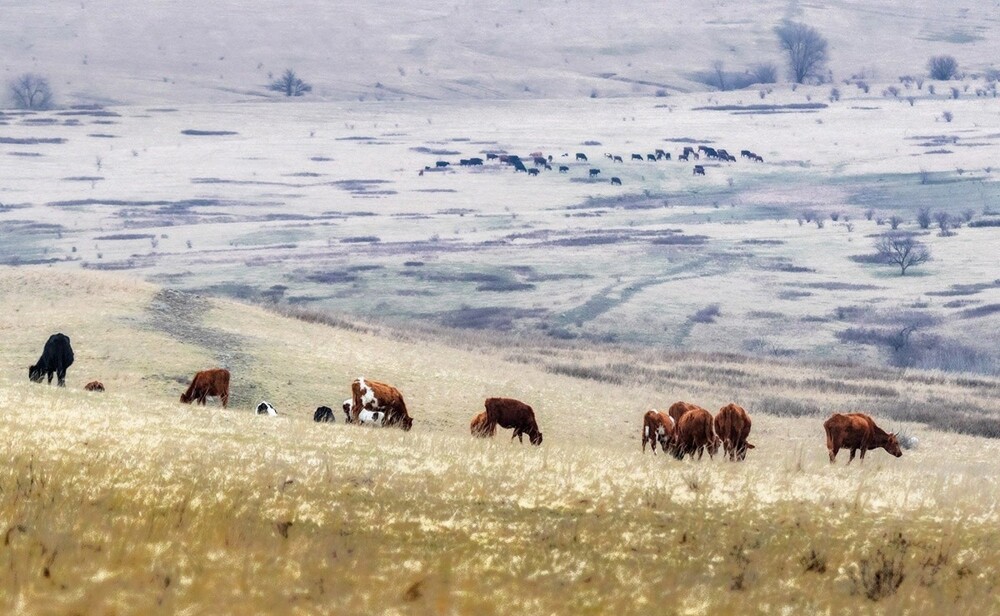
left=2, top=266, right=1000, bottom=613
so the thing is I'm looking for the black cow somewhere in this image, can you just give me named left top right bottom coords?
left=533, top=156, right=547, bottom=166
left=613, top=155, right=623, bottom=163
left=679, top=152, right=690, bottom=161
left=435, top=161, right=449, bottom=168
left=314, top=406, right=336, bottom=422
left=589, top=168, right=601, bottom=177
left=511, top=157, right=528, bottom=172
left=486, top=153, right=499, bottom=160
left=559, top=165, right=569, bottom=173
left=740, top=150, right=753, bottom=159
left=753, top=154, right=764, bottom=162
left=631, top=154, right=643, bottom=161
left=468, top=157, right=483, bottom=166
left=29, top=333, right=74, bottom=386
left=703, top=147, right=718, bottom=159
left=459, top=159, right=470, bottom=166
left=611, top=177, right=622, bottom=185
left=647, top=154, right=657, bottom=161
left=527, top=168, right=540, bottom=176
left=693, top=165, right=706, bottom=176
left=576, top=152, right=588, bottom=161
left=683, top=146, right=696, bottom=157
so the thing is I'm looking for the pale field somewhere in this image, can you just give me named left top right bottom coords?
left=2, top=267, right=1000, bottom=613
left=2, top=88, right=999, bottom=375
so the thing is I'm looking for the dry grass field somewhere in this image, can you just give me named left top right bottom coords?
left=2, top=266, right=1000, bottom=614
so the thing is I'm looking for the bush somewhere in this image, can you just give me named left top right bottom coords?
left=8, top=73, right=53, bottom=110
left=751, top=63, right=778, bottom=84
left=917, top=208, right=931, bottom=229
left=928, top=55, right=959, bottom=80
left=942, top=110, right=953, bottom=122
left=690, top=304, right=722, bottom=323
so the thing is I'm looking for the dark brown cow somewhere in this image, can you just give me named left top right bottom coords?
left=666, top=401, right=703, bottom=426
left=84, top=380, right=105, bottom=392
left=672, top=406, right=719, bottom=460
left=642, top=410, right=675, bottom=454
left=470, top=411, right=490, bottom=437
left=714, top=403, right=754, bottom=461
left=179, top=368, right=230, bottom=408
left=483, top=397, right=542, bottom=445
left=824, top=413, right=902, bottom=464
left=351, top=377, right=413, bottom=430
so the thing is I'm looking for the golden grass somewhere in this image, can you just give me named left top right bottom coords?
left=2, top=266, right=1000, bottom=614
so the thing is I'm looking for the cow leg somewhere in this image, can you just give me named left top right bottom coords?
left=47, top=371, right=54, bottom=385
left=847, top=449, right=857, bottom=464
left=221, top=391, right=229, bottom=408
left=829, top=446, right=839, bottom=463
left=57, top=369, right=67, bottom=387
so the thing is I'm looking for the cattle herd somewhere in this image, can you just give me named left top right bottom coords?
left=27, top=332, right=905, bottom=464
left=424, top=143, right=767, bottom=185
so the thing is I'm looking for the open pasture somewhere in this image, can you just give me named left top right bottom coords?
left=2, top=268, right=1000, bottom=613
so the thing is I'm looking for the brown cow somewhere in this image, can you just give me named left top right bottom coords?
left=642, top=410, right=675, bottom=454
left=483, top=397, right=542, bottom=445
left=824, top=413, right=902, bottom=464
left=470, top=411, right=490, bottom=437
left=714, top=403, right=755, bottom=461
left=351, top=377, right=413, bottom=430
left=179, top=368, right=230, bottom=408
left=672, top=406, right=719, bottom=460
left=667, top=401, right=702, bottom=426
left=84, top=380, right=105, bottom=392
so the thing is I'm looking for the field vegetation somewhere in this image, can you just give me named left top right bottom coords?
left=2, top=268, right=1000, bottom=613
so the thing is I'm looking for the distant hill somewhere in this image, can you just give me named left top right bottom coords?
left=2, top=0, right=998, bottom=105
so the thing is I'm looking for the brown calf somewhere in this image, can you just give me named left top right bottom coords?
left=84, top=380, right=105, bottom=392
left=483, top=397, right=543, bottom=445
left=714, top=403, right=754, bottom=461
left=642, top=410, right=674, bottom=454
left=672, top=406, right=719, bottom=460
left=179, top=368, right=230, bottom=408
left=470, top=411, right=490, bottom=437
left=824, top=413, right=902, bottom=464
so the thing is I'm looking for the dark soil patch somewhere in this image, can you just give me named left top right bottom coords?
left=181, top=129, right=238, bottom=136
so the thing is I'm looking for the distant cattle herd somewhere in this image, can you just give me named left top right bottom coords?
left=423, top=143, right=767, bottom=185
left=29, top=332, right=907, bottom=464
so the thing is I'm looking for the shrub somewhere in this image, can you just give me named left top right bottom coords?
left=690, top=304, right=722, bottom=323
left=751, top=63, right=778, bottom=84
left=942, top=110, right=953, bottom=122
left=928, top=55, right=959, bottom=80
left=8, top=73, right=53, bottom=110
left=917, top=208, right=931, bottom=229
left=873, top=232, right=931, bottom=275
left=268, top=69, right=312, bottom=97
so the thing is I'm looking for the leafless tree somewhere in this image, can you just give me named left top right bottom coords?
left=917, top=208, right=932, bottom=229
left=874, top=233, right=931, bottom=275
left=888, top=215, right=903, bottom=229
left=933, top=211, right=953, bottom=236
left=8, top=73, right=53, bottom=110
left=775, top=22, right=829, bottom=84
left=928, top=56, right=959, bottom=80
left=268, top=69, right=312, bottom=97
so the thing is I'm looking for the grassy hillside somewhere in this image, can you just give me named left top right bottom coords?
left=2, top=266, right=1000, bottom=613
left=2, top=0, right=998, bottom=105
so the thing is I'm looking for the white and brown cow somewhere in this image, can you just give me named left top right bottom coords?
left=350, top=377, right=413, bottom=430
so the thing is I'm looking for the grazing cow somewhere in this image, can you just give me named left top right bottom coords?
left=589, top=168, right=601, bottom=177
left=435, top=161, right=449, bottom=168
left=470, top=411, right=490, bottom=437
left=678, top=152, right=689, bottom=161
left=647, top=154, right=657, bottom=161
left=527, top=168, right=540, bottom=176
left=752, top=154, right=764, bottom=163
left=533, top=156, right=547, bottom=166
left=482, top=397, right=542, bottom=445
left=714, top=403, right=754, bottom=461
left=179, top=368, right=230, bottom=408
left=655, top=149, right=667, bottom=159
left=255, top=401, right=278, bottom=416
left=683, top=146, right=696, bottom=156
left=693, top=165, right=706, bottom=176
left=512, top=160, right=528, bottom=172
left=468, top=157, right=483, bottom=166
left=611, top=177, right=622, bottom=185
left=740, top=150, right=753, bottom=159
left=84, top=380, right=105, bottom=392
left=613, top=155, right=623, bottom=163
left=499, top=154, right=510, bottom=163
left=663, top=152, right=672, bottom=160
left=642, top=410, right=675, bottom=454
left=459, top=159, right=470, bottom=166
left=697, top=145, right=710, bottom=154
left=544, top=163, right=552, bottom=170
left=576, top=152, right=588, bottom=161
left=351, top=377, right=413, bottom=430
left=314, top=406, right=336, bottom=422
left=631, top=153, right=643, bottom=161
left=672, top=407, right=719, bottom=460
left=703, top=147, right=718, bottom=159
left=559, top=165, right=569, bottom=173
left=530, top=151, right=543, bottom=158
left=666, top=400, right=702, bottom=426
left=29, top=333, right=74, bottom=386
left=486, top=152, right=499, bottom=160
left=717, top=149, right=733, bottom=161
left=824, top=413, right=902, bottom=464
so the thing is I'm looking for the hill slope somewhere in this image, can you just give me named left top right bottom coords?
left=2, top=0, right=998, bottom=105
left=2, top=267, right=1000, bottom=612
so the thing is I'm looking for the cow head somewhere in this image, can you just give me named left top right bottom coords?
left=708, top=435, right=722, bottom=457
left=738, top=442, right=756, bottom=461
left=179, top=392, right=192, bottom=403
left=885, top=434, right=903, bottom=457
left=28, top=365, right=43, bottom=383
left=401, top=416, right=413, bottom=431
left=529, top=430, right=543, bottom=446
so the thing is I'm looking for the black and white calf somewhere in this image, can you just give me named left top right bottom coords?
left=255, top=401, right=278, bottom=416
left=314, top=406, right=335, bottom=422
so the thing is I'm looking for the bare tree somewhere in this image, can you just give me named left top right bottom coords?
left=874, top=233, right=931, bottom=275
left=712, top=60, right=727, bottom=91
left=8, top=73, right=53, bottom=110
left=933, top=211, right=953, bottom=236
left=888, top=215, right=903, bottom=229
left=268, top=69, right=312, bottom=97
left=775, top=22, right=829, bottom=84
left=917, top=208, right=932, bottom=229
left=928, top=55, right=959, bottom=80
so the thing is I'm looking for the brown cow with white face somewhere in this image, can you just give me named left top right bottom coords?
left=642, top=410, right=675, bottom=454
left=824, top=413, right=902, bottom=464
left=351, top=377, right=413, bottom=430
left=715, top=403, right=755, bottom=461
left=672, top=406, right=719, bottom=460
left=482, top=397, right=542, bottom=445
left=179, top=368, right=230, bottom=408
